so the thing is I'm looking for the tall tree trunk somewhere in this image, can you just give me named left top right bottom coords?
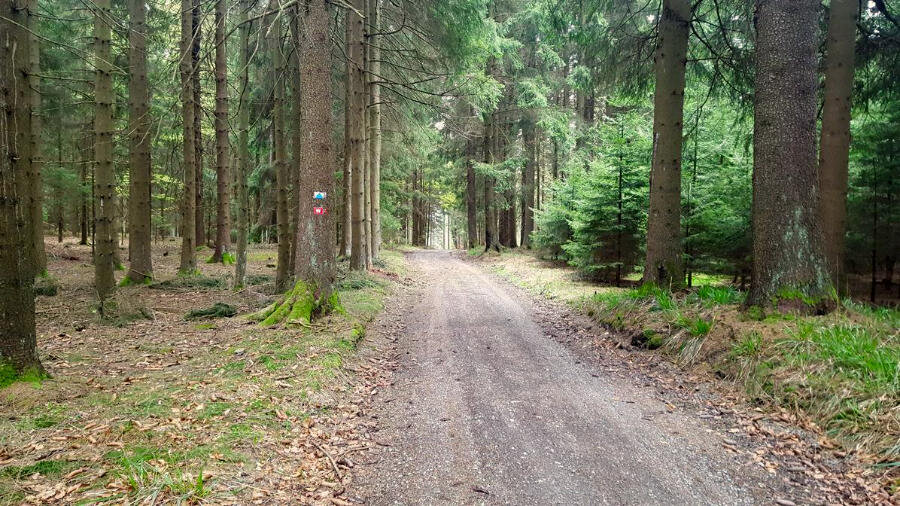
left=349, top=0, right=367, bottom=270
left=233, top=0, right=251, bottom=289
left=340, top=10, right=352, bottom=258
left=27, top=0, right=46, bottom=275
left=1, top=2, right=44, bottom=375
left=192, top=0, right=205, bottom=249
left=818, top=0, right=857, bottom=291
left=483, top=113, right=499, bottom=252
left=212, top=0, right=230, bottom=262
left=643, top=0, right=690, bottom=288
left=465, top=131, right=478, bottom=249
left=127, top=0, right=153, bottom=283
left=179, top=0, right=197, bottom=273
left=271, top=7, right=291, bottom=292
left=521, top=116, right=536, bottom=248
left=289, top=8, right=302, bottom=275
left=94, top=0, right=116, bottom=306
left=748, top=0, right=831, bottom=306
left=295, top=0, right=336, bottom=295
left=368, top=0, right=382, bottom=258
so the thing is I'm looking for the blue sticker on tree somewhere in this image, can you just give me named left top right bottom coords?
left=313, top=191, right=326, bottom=199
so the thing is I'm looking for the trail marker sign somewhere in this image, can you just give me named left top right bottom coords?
left=313, top=191, right=326, bottom=199
left=314, top=207, right=327, bottom=215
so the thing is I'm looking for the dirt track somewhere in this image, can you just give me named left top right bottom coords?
left=350, top=251, right=798, bottom=505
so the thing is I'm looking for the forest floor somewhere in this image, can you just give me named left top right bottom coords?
left=471, top=249, right=899, bottom=500
left=0, top=238, right=410, bottom=504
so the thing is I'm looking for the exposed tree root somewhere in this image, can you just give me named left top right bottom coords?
left=248, top=280, right=340, bottom=327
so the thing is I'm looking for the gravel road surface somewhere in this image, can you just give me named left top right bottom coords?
left=351, top=251, right=785, bottom=505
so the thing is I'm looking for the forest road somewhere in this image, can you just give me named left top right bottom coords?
left=351, top=250, right=776, bottom=505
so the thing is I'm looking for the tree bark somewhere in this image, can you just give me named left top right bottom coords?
left=521, top=116, right=536, bottom=248
left=93, top=0, right=116, bottom=306
left=233, top=0, right=251, bottom=289
left=465, top=129, right=478, bottom=249
left=483, top=112, right=499, bottom=252
left=179, top=0, right=197, bottom=273
left=818, top=0, right=857, bottom=291
left=1, top=1, right=44, bottom=375
left=289, top=8, right=302, bottom=276
left=349, top=0, right=368, bottom=270
left=340, top=10, right=352, bottom=258
left=127, top=0, right=153, bottom=283
left=27, top=0, right=46, bottom=276
left=643, top=0, right=690, bottom=288
left=368, top=0, right=382, bottom=258
left=748, top=0, right=831, bottom=306
left=212, top=0, right=230, bottom=263
left=270, top=6, right=291, bottom=292
left=192, top=0, right=205, bottom=249
left=294, top=0, right=336, bottom=295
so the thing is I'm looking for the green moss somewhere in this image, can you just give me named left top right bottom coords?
left=33, top=275, right=59, bottom=296
left=0, top=362, right=47, bottom=389
left=185, top=302, right=237, bottom=320
left=647, top=333, right=665, bottom=350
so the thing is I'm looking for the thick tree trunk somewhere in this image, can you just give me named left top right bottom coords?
left=368, top=0, right=382, bottom=258
left=289, top=9, right=302, bottom=276
left=192, top=0, right=205, bottom=249
left=295, top=0, right=336, bottom=295
left=465, top=132, right=478, bottom=249
left=233, top=0, right=251, bottom=289
left=179, top=0, right=197, bottom=273
left=748, top=0, right=831, bottom=306
left=643, top=0, right=690, bottom=288
left=27, top=0, right=46, bottom=276
left=818, top=0, right=857, bottom=291
left=127, top=0, right=153, bottom=283
left=349, top=0, right=367, bottom=270
left=212, top=0, right=230, bottom=263
left=270, top=8, right=291, bottom=292
left=1, top=2, right=44, bottom=375
left=93, top=0, right=116, bottom=306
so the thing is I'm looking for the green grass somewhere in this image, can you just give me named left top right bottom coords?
left=0, top=459, right=85, bottom=480
left=676, top=315, right=714, bottom=336
left=688, top=285, right=744, bottom=306
left=731, top=332, right=763, bottom=358
left=783, top=322, right=899, bottom=392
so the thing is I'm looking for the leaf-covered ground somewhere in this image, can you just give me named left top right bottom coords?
left=477, top=250, right=899, bottom=497
left=0, top=239, right=407, bottom=504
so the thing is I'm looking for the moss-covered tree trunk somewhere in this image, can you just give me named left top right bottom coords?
left=126, top=0, right=153, bottom=284
left=212, top=0, right=230, bottom=263
left=1, top=1, right=45, bottom=376
left=233, top=0, right=251, bottom=289
left=94, top=0, right=116, bottom=304
left=179, top=0, right=197, bottom=273
left=818, top=0, right=857, bottom=291
left=643, top=0, right=690, bottom=288
left=747, top=0, right=831, bottom=307
left=253, top=0, right=336, bottom=327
